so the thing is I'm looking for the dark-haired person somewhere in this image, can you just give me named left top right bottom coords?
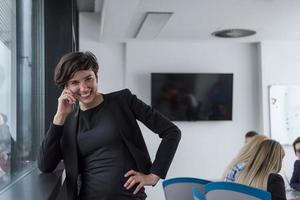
left=245, top=131, right=258, bottom=143
left=38, top=51, right=181, bottom=200
left=290, top=137, right=300, bottom=191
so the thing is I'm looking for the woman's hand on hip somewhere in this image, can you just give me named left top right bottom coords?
left=124, top=170, right=160, bottom=194
left=53, top=89, right=76, bottom=125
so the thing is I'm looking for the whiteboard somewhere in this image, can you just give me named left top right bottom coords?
left=269, top=85, right=300, bottom=145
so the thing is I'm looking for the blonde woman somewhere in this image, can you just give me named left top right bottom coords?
left=236, top=139, right=286, bottom=200
left=222, top=134, right=268, bottom=182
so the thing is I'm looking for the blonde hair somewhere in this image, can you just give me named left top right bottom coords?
left=222, top=135, right=268, bottom=179
left=235, top=139, right=284, bottom=190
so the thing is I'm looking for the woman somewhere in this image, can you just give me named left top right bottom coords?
left=290, top=137, right=300, bottom=191
left=236, top=139, right=286, bottom=200
left=222, top=134, right=268, bottom=182
left=38, top=51, right=181, bottom=200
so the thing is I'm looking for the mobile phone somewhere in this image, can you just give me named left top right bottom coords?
left=64, top=86, right=78, bottom=106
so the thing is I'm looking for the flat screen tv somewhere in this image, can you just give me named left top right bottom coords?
left=151, top=73, right=233, bottom=121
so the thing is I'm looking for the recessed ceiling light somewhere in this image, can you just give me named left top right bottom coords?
left=135, top=12, right=173, bottom=39
left=212, top=29, right=256, bottom=38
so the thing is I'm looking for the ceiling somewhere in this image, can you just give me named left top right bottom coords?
left=77, top=0, right=300, bottom=42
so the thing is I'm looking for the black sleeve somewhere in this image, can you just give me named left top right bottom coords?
left=267, top=173, right=287, bottom=200
left=38, top=123, right=63, bottom=173
left=125, top=89, right=181, bottom=179
left=290, top=160, right=300, bottom=190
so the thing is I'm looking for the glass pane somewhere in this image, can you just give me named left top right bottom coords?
left=0, top=0, right=43, bottom=191
left=0, top=0, right=17, bottom=187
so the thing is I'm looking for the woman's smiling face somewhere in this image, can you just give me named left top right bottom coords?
left=67, top=69, right=99, bottom=108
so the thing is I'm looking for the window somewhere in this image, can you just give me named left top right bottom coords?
left=0, top=0, right=43, bottom=191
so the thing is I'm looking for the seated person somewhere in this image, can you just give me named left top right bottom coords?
left=236, top=139, right=286, bottom=200
left=291, top=137, right=300, bottom=191
left=222, top=135, right=268, bottom=182
left=245, top=131, right=259, bottom=143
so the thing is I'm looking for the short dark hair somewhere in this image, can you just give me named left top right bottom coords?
left=54, top=51, right=99, bottom=89
left=293, top=137, right=300, bottom=154
left=245, top=131, right=258, bottom=138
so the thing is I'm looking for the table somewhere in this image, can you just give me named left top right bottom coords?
left=286, top=189, right=300, bottom=200
left=0, top=164, right=63, bottom=200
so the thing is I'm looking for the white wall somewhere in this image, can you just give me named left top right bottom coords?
left=80, top=12, right=299, bottom=200
left=79, top=12, right=125, bottom=93
left=259, top=41, right=300, bottom=181
left=126, top=41, right=261, bottom=200
left=260, top=41, right=300, bottom=136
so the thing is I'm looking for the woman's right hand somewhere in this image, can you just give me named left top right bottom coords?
left=53, top=89, right=76, bottom=125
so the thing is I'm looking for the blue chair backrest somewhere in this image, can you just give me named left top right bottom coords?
left=204, top=181, right=271, bottom=200
left=163, top=177, right=211, bottom=200
left=192, top=188, right=206, bottom=200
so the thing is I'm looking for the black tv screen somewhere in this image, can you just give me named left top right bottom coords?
left=151, top=73, right=233, bottom=121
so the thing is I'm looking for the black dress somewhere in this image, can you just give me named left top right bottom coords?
left=38, top=89, right=181, bottom=200
left=77, top=96, right=146, bottom=200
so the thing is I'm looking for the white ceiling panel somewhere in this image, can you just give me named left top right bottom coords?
left=80, top=0, right=300, bottom=42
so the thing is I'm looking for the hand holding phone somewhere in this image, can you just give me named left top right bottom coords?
left=53, top=88, right=77, bottom=125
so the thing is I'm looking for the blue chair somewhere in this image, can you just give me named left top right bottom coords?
left=162, top=177, right=211, bottom=200
left=192, top=188, right=206, bottom=200
left=204, top=181, right=271, bottom=200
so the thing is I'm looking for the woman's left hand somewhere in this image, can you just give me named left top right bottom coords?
left=124, top=170, right=160, bottom=194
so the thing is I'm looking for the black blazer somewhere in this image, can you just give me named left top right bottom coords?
left=290, top=160, right=300, bottom=191
left=267, top=173, right=287, bottom=200
left=38, top=89, right=181, bottom=200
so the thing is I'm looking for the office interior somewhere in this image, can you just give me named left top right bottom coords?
left=0, top=0, right=300, bottom=199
